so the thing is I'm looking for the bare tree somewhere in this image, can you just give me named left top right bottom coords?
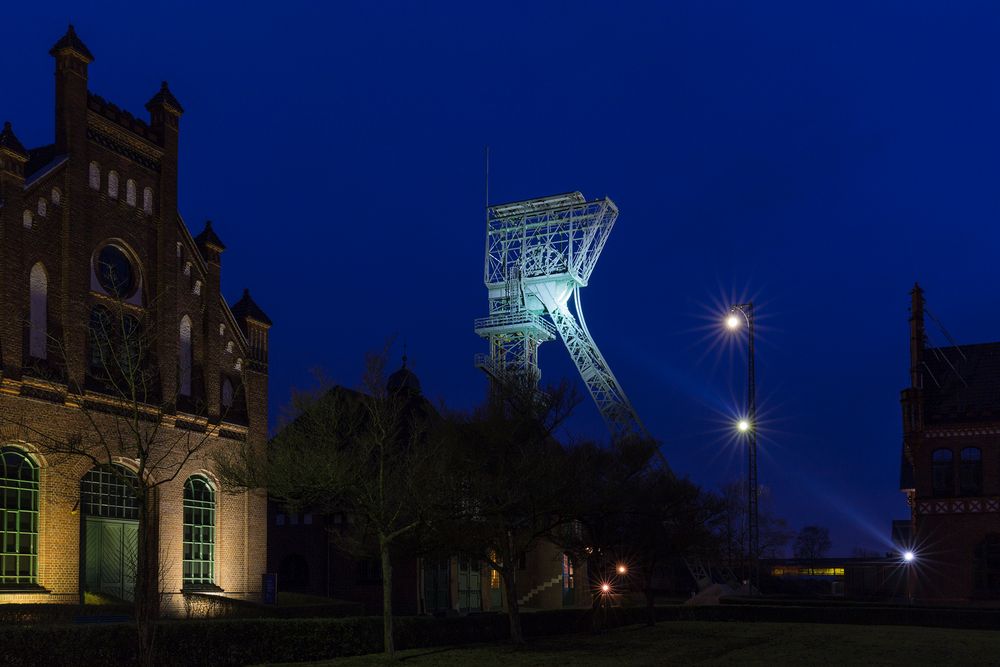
left=216, top=350, right=443, bottom=660
left=431, top=379, right=582, bottom=644
left=718, top=480, right=793, bottom=569
left=4, top=291, right=237, bottom=665
left=793, top=525, right=832, bottom=560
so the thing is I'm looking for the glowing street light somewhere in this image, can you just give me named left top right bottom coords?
left=726, top=303, right=759, bottom=595
left=617, top=564, right=627, bottom=575
left=903, top=550, right=915, bottom=563
left=600, top=583, right=611, bottom=593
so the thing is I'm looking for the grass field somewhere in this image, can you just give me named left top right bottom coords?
left=274, top=620, right=1000, bottom=666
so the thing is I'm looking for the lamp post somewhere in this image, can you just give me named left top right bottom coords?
left=727, top=303, right=758, bottom=595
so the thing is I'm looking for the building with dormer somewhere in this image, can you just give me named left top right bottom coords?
left=0, top=27, right=270, bottom=611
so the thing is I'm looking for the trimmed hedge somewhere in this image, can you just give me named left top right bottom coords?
left=2, top=604, right=1000, bottom=666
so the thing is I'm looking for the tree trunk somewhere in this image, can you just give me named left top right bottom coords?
left=504, top=533, right=523, bottom=644
left=134, top=494, right=160, bottom=666
left=380, top=537, right=395, bottom=659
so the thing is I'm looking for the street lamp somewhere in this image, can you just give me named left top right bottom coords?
left=727, top=303, right=758, bottom=595
left=903, top=550, right=915, bottom=563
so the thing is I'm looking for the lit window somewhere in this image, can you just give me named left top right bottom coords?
left=193, top=280, right=202, bottom=296
left=51, top=187, right=61, bottom=205
left=221, top=377, right=234, bottom=409
left=29, top=263, right=47, bottom=360
left=226, top=341, right=233, bottom=354
left=179, top=315, right=193, bottom=396
left=89, top=162, right=100, bottom=190
left=107, top=171, right=119, bottom=199
left=183, top=262, right=191, bottom=277
left=22, top=210, right=32, bottom=229
left=126, top=179, right=136, bottom=207
left=37, top=199, right=46, bottom=217
left=219, top=323, right=225, bottom=336
left=142, top=187, right=153, bottom=215
left=0, top=448, right=39, bottom=585
left=235, top=358, right=242, bottom=372
left=183, top=476, right=215, bottom=586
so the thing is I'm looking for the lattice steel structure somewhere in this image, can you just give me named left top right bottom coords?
left=474, top=191, right=644, bottom=437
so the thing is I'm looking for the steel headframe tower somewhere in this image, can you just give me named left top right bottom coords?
left=474, top=191, right=644, bottom=438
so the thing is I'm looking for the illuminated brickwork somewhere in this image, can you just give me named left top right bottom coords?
left=0, top=27, right=269, bottom=613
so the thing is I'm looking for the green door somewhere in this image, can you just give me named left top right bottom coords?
left=85, top=518, right=138, bottom=602
left=458, top=558, right=481, bottom=612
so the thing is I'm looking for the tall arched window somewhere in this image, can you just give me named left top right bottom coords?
left=126, top=180, right=136, bottom=206
left=37, top=199, right=46, bottom=217
left=960, top=447, right=983, bottom=496
left=142, top=187, right=153, bottom=215
left=22, top=210, right=32, bottom=230
left=932, top=449, right=954, bottom=497
left=89, top=162, right=101, bottom=190
left=29, top=263, right=48, bottom=360
left=107, top=171, right=119, bottom=199
left=221, top=377, right=234, bottom=409
left=51, top=187, right=61, bottom=206
left=183, top=476, right=215, bottom=586
left=0, top=448, right=39, bottom=584
left=179, top=315, right=192, bottom=397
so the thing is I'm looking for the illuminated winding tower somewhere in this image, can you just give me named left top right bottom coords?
left=474, top=192, right=643, bottom=437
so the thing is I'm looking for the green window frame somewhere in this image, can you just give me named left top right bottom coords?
left=0, top=448, right=39, bottom=585
left=82, top=465, right=139, bottom=520
left=183, top=476, right=215, bottom=586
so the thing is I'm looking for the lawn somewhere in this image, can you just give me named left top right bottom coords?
left=272, top=620, right=1000, bottom=666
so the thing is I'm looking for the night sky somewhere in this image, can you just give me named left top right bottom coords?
left=5, top=2, right=1000, bottom=556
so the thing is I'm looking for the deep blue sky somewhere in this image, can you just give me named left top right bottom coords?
left=5, top=2, right=1000, bottom=555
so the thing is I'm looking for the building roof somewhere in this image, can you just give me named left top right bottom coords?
left=146, top=81, right=184, bottom=115
left=49, top=25, right=94, bottom=62
left=0, top=122, right=28, bottom=159
left=922, top=342, right=1000, bottom=424
left=387, top=356, right=422, bottom=395
left=230, top=288, right=272, bottom=327
left=194, top=220, right=226, bottom=252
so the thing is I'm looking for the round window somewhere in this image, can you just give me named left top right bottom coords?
left=95, top=245, right=136, bottom=297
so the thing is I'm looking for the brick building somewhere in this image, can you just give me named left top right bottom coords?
left=0, top=27, right=269, bottom=611
left=900, top=284, right=1000, bottom=602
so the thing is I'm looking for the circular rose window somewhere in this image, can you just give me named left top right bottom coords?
left=95, top=245, right=136, bottom=298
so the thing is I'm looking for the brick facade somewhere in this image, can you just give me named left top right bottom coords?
left=0, top=27, right=269, bottom=612
left=900, top=284, right=1000, bottom=602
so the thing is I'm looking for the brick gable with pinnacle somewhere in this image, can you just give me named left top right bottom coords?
left=0, top=26, right=271, bottom=610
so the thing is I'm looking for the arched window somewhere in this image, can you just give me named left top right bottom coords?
left=193, top=280, right=202, bottom=296
left=37, top=199, right=46, bottom=217
left=234, top=358, right=242, bottom=372
left=22, top=210, right=32, bottom=230
left=29, top=263, right=48, bottom=360
left=107, top=171, right=119, bottom=199
left=82, top=465, right=139, bottom=519
left=0, top=448, right=39, bottom=584
left=932, top=449, right=954, bottom=497
left=975, top=534, right=1000, bottom=597
left=88, top=306, right=142, bottom=377
left=183, top=476, right=215, bottom=586
left=51, top=187, right=61, bottom=206
left=221, top=377, right=234, bottom=409
left=179, top=315, right=192, bottom=397
left=142, top=187, right=153, bottom=215
left=960, top=447, right=983, bottom=496
left=89, top=162, right=101, bottom=190
left=125, top=180, right=136, bottom=206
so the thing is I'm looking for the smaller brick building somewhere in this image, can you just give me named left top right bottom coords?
left=900, top=284, right=1000, bottom=602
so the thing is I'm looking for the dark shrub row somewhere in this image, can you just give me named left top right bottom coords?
left=2, top=603, right=999, bottom=666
